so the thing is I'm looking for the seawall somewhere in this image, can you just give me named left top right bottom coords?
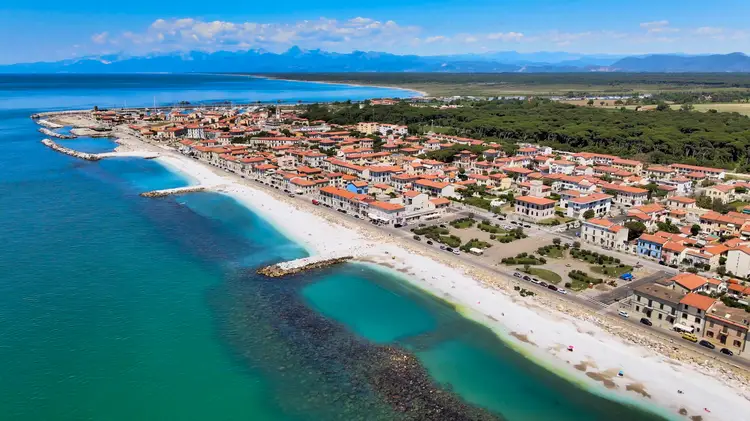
left=39, top=127, right=76, bottom=139
left=257, top=255, right=354, bottom=277
left=41, top=139, right=100, bottom=161
left=140, top=186, right=207, bottom=198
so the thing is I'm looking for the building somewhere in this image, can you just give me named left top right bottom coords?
left=580, top=218, right=629, bottom=250
left=704, top=302, right=749, bottom=355
left=566, top=193, right=612, bottom=219
left=413, top=179, right=456, bottom=198
left=631, top=283, right=683, bottom=330
left=636, top=233, right=668, bottom=260
left=514, top=196, right=556, bottom=222
left=601, top=184, right=649, bottom=207
left=364, top=201, right=406, bottom=225
left=678, top=293, right=715, bottom=334
left=725, top=247, right=750, bottom=278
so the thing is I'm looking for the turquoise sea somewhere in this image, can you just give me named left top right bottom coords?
left=0, top=74, right=675, bottom=420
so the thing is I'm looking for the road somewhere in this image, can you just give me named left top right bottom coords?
left=596, top=270, right=673, bottom=304
left=177, top=157, right=750, bottom=371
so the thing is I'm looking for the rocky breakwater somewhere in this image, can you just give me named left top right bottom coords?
left=41, top=139, right=100, bottom=161
left=258, top=255, right=354, bottom=277
left=140, top=186, right=207, bottom=198
left=39, top=127, right=76, bottom=139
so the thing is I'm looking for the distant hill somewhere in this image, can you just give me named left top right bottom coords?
left=1, top=48, right=749, bottom=73
left=610, top=53, right=750, bottom=72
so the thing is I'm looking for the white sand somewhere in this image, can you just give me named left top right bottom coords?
left=113, top=142, right=750, bottom=420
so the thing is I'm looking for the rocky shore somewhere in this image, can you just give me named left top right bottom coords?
left=257, top=256, right=354, bottom=277
left=41, top=139, right=100, bottom=161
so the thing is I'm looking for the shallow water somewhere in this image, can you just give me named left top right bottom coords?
left=0, top=74, right=676, bottom=421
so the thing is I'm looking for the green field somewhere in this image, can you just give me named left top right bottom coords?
left=590, top=265, right=633, bottom=277
left=521, top=267, right=562, bottom=284
left=668, top=103, right=750, bottom=116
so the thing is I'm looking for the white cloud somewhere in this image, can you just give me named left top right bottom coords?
left=91, top=32, right=109, bottom=44
left=424, top=36, right=449, bottom=44
left=487, top=32, right=524, bottom=42
left=462, top=36, right=478, bottom=43
left=695, top=26, right=723, bottom=35
left=96, top=17, right=419, bottom=53
left=639, top=20, right=678, bottom=34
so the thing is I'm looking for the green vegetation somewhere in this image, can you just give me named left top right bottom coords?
left=570, top=248, right=621, bottom=265
left=656, top=219, right=681, bottom=234
left=520, top=267, right=562, bottom=284
left=501, top=252, right=546, bottom=266
left=302, top=98, right=750, bottom=170
left=494, top=227, right=527, bottom=243
left=411, top=225, right=461, bottom=247
left=460, top=238, right=492, bottom=252
left=590, top=264, right=633, bottom=277
left=537, top=243, right=567, bottom=258
left=478, top=221, right=504, bottom=234
left=624, top=221, right=647, bottom=241
left=450, top=217, right=475, bottom=229
left=568, top=270, right=606, bottom=291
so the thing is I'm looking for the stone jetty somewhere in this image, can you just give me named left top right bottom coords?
left=37, top=119, right=64, bottom=129
left=140, top=186, right=207, bottom=198
left=41, top=139, right=100, bottom=161
left=257, top=254, right=353, bottom=277
left=39, top=127, right=76, bottom=139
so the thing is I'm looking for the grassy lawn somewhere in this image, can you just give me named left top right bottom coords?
left=537, top=244, right=566, bottom=258
left=670, top=103, right=750, bottom=117
left=590, top=265, right=633, bottom=277
left=520, top=267, right=562, bottom=284
left=727, top=200, right=750, bottom=212
left=568, top=278, right=591, bottom=292
left=450, top=218, right=475, bottom=229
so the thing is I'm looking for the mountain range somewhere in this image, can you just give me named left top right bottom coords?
left=2, top=48, right=750, bottom=73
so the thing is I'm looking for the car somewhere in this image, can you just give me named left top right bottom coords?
left=539, top=281, right=548, bottom=287
left=547, top=284, right=558, bottom=291
left=354, top=215, right=361, bottom=219
left=439, top=245, right=446, bottom=250
left=531, top=278, right=541, bottom=284
left=288, top=194, right=295, bottom=198
left=510, top=221, right=518, bottom=225
left=522, top=275, right=531, bottom=281
left=618, top=310, right=629, bottom=318
left=419, top=223, right=426, bottom=227
left=311, top=199, right=320, bottom=205
left=557, top=288, right=568, bottom=295
left=524, top=224, right=531, bottom=228
left=439, top=224, right=447, bottom=228
left=453, top=250, right=460, bottom=255
left=681, top=332, right=698, bottom=343
left=698, top=340, right=715, bottom=350
left=639, top=318, right=653, bottom=326
left=446, top=247, right=453, bottom=252
left=720, top=348, right=734, bottom=356
left=394, top=224, right=403, bottom=228
left=565, top=264, right=571, bottom=268
left=413, top=235, right=421, bottom=241
left=513, top=272, right=522, bottom=278
left=426, top=240, right=433, bottom=245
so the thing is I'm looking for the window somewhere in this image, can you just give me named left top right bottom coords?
left=682, top=314, right=688, bottom=319
left=709, top=321, right=715, bottom=328
left=660, top=303, right=664, bottom=310
left=694, top=317, right=700, bottom=323
left=635, top=306, right=640, bottom=311
left=648, top=300, right=653, bottom=307
left=734, top=340, right=742, bottom=347
left=658, top=314, right=663, bottom=320
left=707, top=331, right=714, bottom=338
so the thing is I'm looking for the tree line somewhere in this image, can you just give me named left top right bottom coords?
left=303, top=100, right=750, bottom=171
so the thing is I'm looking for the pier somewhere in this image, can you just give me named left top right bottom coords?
left=257, top=254, right=354, bottom=277
left=37, top=119, right=63, bottom=129
left=140, top=186, right=207, bottom=198
left=41, top=139, right=100, bottom=161
left=39, top=127, right=76, bottom=139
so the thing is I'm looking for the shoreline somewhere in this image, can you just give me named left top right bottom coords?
left=246, top=74, right=428, bottom=98
left=51, top=114, right=750, bottom=421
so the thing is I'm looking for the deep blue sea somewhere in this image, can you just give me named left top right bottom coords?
left=0, top=74, right=676, bottom=420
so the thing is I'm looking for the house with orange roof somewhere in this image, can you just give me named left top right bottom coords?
left=631, top=283, right=685, bottom=330
left=612, top=158, right=643, bottom=175
left=566, top=192, right=613, bottom=220
left=700, top=211, right=750, bottom=236
left=600, top=183, right=649, bottom=207
left=549, top=160, right=576, bottom=175
left=318, top=186, right=369, bottom=214
left=514, top=196, right=556, bottom=222
left=704, top=184, right=737, bottom=204
left=363, top=200, right=406, bottom=225
left=636, top=233, right=669, bottom=260
left=580, top=218, right=629, bottom=250
left=413, top=179, right=456, bottom=198
left=670, top=163, right=725, bottom=180
left=678, top=293, right=716, bottom=334
left=667, top=196, right=696, bottom=210
left=661, top=241, right=688, bottom=266
left=643, top=165, right=675, bottom=181
left=703, top=302, right=749, bottom=355
left=669, top=273, right=710, bottom=294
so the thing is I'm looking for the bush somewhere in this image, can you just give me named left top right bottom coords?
left=565, top=282, right=572, bottom=288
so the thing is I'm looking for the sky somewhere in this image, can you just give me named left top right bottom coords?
left=0, top=0, right=748, bottom=64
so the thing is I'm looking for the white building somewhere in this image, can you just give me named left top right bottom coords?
left=580, top=218, right=629, bottom=250
left=566, top=193, right=613, bottom=219
left=514, top=196, right=556, bottom=222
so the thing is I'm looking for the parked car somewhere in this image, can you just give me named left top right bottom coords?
left=288, top=194, right=295, bottom=198
left=720, top=348, right=734, bottom=356
left=531, top=278, right=541, bottom=285
left=681, top=332, right=698, bottom=343
left=513, top=272, right=522, bottom=278
left=639, top=318, right=653, bottom=326
left=539, top=281, right=548, bottom=287
left=446, top=247, right=453, bottom=252
left=522, top=275, right=531, bottom=281
left=419, top=223, right=426, bottom=227
left=557, top=288, right=568, bottom=294
left=439, top=224, right=447, bottom=228
left=452, top=250, right=460, bottom=255
left=426, top=240, right=433, bottom=245
left=524, top=224, right=531, bottom=228
left=618, top=310, right=629, bottom=318
left=698, top=340, right=715, bottom=350
left=311, top=199, right=320, bottom=205
left=413, top=235, right=421, bottom=241
left=547, top=284, right=558, bottom=291
left=394, top=224, right=403, bottom=228
left=439, top=245, right=446, bottom=250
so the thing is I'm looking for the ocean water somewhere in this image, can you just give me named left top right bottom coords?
left=0, top=74, right=675, bottom=421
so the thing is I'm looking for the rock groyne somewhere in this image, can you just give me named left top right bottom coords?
left=41, top=139, right=100, bottom=161
left=37, top=119, right=64, bottom=129
left=257, top=255, right=353, bottom=277
left=140, top=186, right=206, bottom=198
left=39, top=127, right=76, bottom=139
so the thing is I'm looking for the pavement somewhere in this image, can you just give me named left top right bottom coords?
left=595, top=270, right=673, bottom=304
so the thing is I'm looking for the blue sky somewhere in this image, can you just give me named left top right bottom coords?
left=1, top=0, right=748, bottom=64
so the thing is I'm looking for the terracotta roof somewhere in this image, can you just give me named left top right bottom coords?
left=671, top=273, right=709, bottom=291
left=368, top=201, right=405, bottom=211
left=679, top=293, right=716, bottom=311
left=638, top=233, right=668, bottom=245
left=515, top=196, right=556, bottom=206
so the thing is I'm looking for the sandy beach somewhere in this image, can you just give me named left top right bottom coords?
left=247, top=74, right=429, bottom=98
left=49, top=114, right=750, bottom=421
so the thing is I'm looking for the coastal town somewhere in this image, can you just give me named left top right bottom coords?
left=47, top=99, right=750, bottom=364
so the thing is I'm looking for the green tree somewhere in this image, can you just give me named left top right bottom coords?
left=587, top=99, right=594, bottom=106
left=690, top=224, right=701, bottom=236
left=624, top=221, right=647, bottom=241
left=583, top=209, right=595, bottom=219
